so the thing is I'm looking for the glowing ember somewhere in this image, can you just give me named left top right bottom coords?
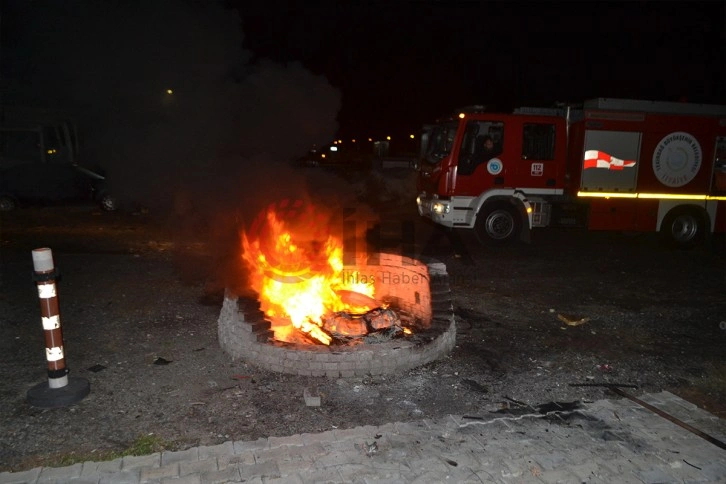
left=241, top=202, right=376, bottom=344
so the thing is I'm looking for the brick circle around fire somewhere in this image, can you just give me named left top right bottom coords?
left=217, top=254, right=456, bottom=378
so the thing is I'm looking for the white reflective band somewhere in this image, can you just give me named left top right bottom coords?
left=46, top=346, right=64, bottom=362
left=37, top=284, right=57, bottom=299
left=48, top=375, right=69, bottom=389
left=42, top=315, right=60, bottom=330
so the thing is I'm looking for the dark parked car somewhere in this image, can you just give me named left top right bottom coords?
left=0, top=116, right=117, bottom=211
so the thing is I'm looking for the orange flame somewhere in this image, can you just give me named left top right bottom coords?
left=241, top=205, right=374, bottom=344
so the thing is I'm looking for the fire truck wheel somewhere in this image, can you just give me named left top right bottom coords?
left=660, top=207, right=705, bottom=249
left=474, top=204, right=520, bottom=245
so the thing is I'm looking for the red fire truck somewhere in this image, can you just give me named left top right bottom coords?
left=416, top=98, right=726, bottom=248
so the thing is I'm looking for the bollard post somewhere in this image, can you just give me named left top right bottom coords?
left=26, top=248, right=90, bottom=408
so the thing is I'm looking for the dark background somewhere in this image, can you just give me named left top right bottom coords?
left=1, top=1, right=725, bottom=212
left=236, top=1, right=726, bottom=139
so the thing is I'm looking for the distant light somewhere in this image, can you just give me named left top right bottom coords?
left=330, top=146, right=338, bottom=152
left=386, top=136, right=391, bottom=141
left=368, top=138, right=373, bottom=142
left=337, top=139, right=342, bottom=144
left=166, top=89, right=173, bottom=95
left=351, top=139, right=356, bottom=143
left=409, top=134, right=415, bottom=139
left=321, top=154, right=326, bottom=159
left=458, top=112, right=465, bottom=119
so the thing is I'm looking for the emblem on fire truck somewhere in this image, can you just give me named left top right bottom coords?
left=652, top=131, right=702, bottom=187
left=583, top=150, right=636, bottom=170
left=486, top=158, right=503, bottom=175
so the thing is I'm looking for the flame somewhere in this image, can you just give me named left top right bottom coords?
left=241, top=204, right=375, bottom=344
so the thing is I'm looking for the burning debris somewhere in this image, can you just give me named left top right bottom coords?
left=321, top=307, right=409, bottom=345
left=241, top=201, right=412, bottom=345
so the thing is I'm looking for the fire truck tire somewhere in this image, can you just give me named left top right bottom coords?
left=474, top=203, right=520, bottom=245
left=660, top=207, right=705, bottom=249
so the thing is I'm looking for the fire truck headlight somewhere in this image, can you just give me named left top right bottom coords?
left=432, top=201, right=450, bottom=214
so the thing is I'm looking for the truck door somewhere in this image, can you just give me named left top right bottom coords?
left=453, top=119, right=506, bottom=196
left=580, top=129, right=642, bottom=230
left=453, top=117, right=562, bottom=195
left=518, top=121, right=560, bottom=189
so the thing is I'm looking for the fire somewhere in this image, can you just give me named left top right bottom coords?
left=241, top=203, right=375, bottom=344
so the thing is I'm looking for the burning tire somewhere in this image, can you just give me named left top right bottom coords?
left=660, top=206, right=706, bottom=249
left=474, top=203, right=520, bottom=245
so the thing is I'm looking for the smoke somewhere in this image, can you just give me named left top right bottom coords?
left=2, top=0, right=384, bottom=291
left=3, top=0, right=344, bottom=208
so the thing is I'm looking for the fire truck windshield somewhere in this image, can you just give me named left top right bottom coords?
left=423, top=121, right=459, bottom=165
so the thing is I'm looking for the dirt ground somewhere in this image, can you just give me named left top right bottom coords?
left=1, top=195, right=725, bottom=473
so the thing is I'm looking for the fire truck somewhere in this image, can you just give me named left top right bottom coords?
left=416, top=98, right=726, bottom=248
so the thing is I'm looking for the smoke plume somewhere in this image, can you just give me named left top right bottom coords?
left=2, top=0, right=383, bottom=291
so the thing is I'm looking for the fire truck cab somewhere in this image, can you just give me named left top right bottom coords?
left=416, top=98, right=726, bottom=248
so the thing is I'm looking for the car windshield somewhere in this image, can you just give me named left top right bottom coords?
left=422, top=121, right=459, bottom=165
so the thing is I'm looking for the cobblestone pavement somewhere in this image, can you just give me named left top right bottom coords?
left=2, top=391, right=725, bottom=483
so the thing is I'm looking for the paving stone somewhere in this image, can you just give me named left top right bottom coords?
left=161, top=448, right=199, bottom=466
left=299, top=430, right=336, bottom=446
left=0, top=467, right=42, bottom=484
left=1, top=394, right=725, bottom=484
left=198, top=466, right=241, bottom=484
left=699, top=461, right=726, bottom=481
left=98, top=469, right=142, bottom=484
left=62, top=477, right=102, bottom=484
left=217, top=450, right=254, bottom=468
left=268, top=433, right=304, bottom=448
left=178, top=458, right=218, bottom=477
left=530, top=450, right=570, bottom=471
left=286, top=442, right=326, bottom=461
left=265, top=474, right=304, bottom=484
left=311, top=449, right=365, bottom=469
left=636, top=465, right=684, bottom=484
left=38, top=462, right=83, bottom=481
left=567, top=461, right=608, bottom=481
left=232, top=437, right=268, bottom=454
left=298, top=466, right=344, bottom=483
left=334, top=462, right=389, bottom=482
left=159, top=474, right=201, bottom=484
left=252, top=445, right=290, bottom=464
left=139, top=462, right=178, bottom=481
left=95, top=459, right=124, bottom=475
left=536, top=467, right=584, bottom=483
left=196, top=442, right=234, bottom=460
left=235, top=460, right=280, bottom=481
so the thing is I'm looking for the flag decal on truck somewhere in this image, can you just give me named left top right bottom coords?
left=583, top=150, right=636, bottom=170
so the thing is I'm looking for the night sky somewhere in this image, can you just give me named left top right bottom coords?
left=1, top=1, right=725, bottom=213
left=237, top=2, right=726, bottom=139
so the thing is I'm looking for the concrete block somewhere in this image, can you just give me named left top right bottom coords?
left=304, top=386, right=321, bottom=406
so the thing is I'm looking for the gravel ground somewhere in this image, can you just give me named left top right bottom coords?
left=1, top=199, right=724, bottom=473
